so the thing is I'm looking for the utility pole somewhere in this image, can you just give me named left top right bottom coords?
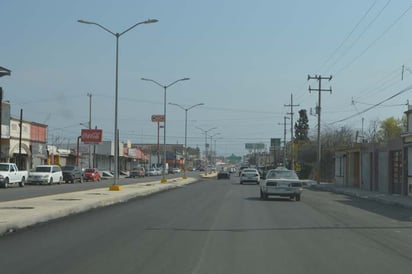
left=284, top=93, right=299, bottom=170
left=308, top=74, right=332, bottom=184
left=278, top=116, right=290, bottom=167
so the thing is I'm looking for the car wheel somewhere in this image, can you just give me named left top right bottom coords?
left=19, top=177, right=25, bottom=187
left=2, top=178, right=9, bottom=188
left=240, top=181, right=243, bottom=184
left=79, top=176, right=83, bottom=183
left=296, top=194, right=301, bottom=201
left=49, top=178, right=53, bottom=185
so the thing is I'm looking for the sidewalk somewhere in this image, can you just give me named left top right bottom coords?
left=309, top=183, right=412, bottom=209
left=0, top=177, right=198, bottom=236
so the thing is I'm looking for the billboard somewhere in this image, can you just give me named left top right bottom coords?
left=245, top=143, right=265, bottom=150
left=81, top=129, right=103, bottom=144
left=151, top=114, right=165, bottom=122
left=270, top=138, right=281, bottom=149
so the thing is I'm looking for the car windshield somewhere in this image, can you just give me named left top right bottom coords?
left=243, top=169, right=257, bottom=173
left=267, top=170, right=299, bottom=179
left=35, top=166, right=51, bottom=172
left=85, top=169, right=95, bottom=173
left=62, top=166, right=75, bottom=171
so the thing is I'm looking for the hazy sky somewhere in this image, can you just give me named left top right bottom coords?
left=2, top=0, right=412, bottom=156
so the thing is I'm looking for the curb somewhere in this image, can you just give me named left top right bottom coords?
left=309, top=184, right=412, bottom=209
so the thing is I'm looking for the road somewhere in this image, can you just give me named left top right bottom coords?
left=1, top=176, right=412, bottom=274
left=0, top=172, right=187, bottom=202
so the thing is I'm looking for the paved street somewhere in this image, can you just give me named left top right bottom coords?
left=1, top=176, right=412, bottom=274
left=0, top=172, right=188, bottom=202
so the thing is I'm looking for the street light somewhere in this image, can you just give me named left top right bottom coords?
left=196, top=126, right=217, bottom=169
left=208, top=132, right=221, bottom=166
left=141, top=77, right=190, bottom=183
left=168, top=102, right=204, bottom=178
left=78, top=18, right=158, bottom=190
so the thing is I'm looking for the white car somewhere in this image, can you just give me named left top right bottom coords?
left=260, top=167, right=303, bottom=201
left=240, top=168, right=260, bottom=184
left=28, top=165, right=63, bottom=185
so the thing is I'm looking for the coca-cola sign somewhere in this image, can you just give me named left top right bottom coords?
left=81, top=129, right=103, bottom=144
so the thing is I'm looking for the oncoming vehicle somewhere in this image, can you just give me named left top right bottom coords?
left=28, top=165, right=63, bottom=185
left=260, top=167, right=303, bottom=201
left=240, top=168, right=260, bottom=184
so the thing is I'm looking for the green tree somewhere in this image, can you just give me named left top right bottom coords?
left=294, top=109, right=309, bottom=141
left=376, top=117, right=404, bottom=143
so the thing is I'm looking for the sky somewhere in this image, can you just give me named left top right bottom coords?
left=2, top=0, right=412, bottom=157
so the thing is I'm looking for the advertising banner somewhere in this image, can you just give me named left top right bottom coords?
left=81, top=129, right=103, bottom=144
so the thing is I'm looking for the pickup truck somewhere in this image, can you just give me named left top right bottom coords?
left=0, top=163, right=29, bottom=188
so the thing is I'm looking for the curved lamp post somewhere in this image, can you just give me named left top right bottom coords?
left=78, top=18, right=158, bottom=190
left=141, top=77, right=190, bottom=183
left=196, top=126, right=217, bottom=169
left=169, top=102, right=204, bottom=178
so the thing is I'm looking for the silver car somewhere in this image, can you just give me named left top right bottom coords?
left=260, top=167, right=303, bottom=201
left=240, top=168, right=260, bottom=184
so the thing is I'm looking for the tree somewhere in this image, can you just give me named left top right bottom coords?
left=294, top=109, right=309, bottom=142
left=376, top=117, right=404, bottom=143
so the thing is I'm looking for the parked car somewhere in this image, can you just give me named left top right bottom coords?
left=146, top=168, right=158, bottom=176
left=62, top=165, right=83, bottom=183
left=83, top=168, right=101, bottom=182
left=260, top=167, right=303, bottom=201
left=28, top=165, right=63, bottom=185
left=239, top=168, right=260, bottom=184
left=172, top=167, right=181, bottom=174
left=129, top=167, right=145, bottom=178
left=0, top=163, right=28, bottom=188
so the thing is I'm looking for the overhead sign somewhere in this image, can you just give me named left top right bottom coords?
left=245, top=143, right=265, bottom=150
left=81, top=129, right=103, bottom=144
left=270, top=138, right=281, bottom=148
left=151, top=114, right=165, bottom=122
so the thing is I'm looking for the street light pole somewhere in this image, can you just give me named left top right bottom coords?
left=169, top=102, right=204, bottom=178
left=78, top=18, right=158, bottom=190
left=87, top=93, right=92, bottom=168
left=208, top=132, right=221, bottom=166
left=141, top=78, right=190, bottom=183
left=196, top=126, right=217, bottom=170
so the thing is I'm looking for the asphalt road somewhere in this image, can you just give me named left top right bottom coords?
left=1, top=176, right=412, bottom=274
left=0, top=172, right=189, bottom=202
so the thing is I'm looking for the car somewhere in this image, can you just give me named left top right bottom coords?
left=28, top=165, right=63, bottom=185
left=62, top=165, right=83, bottom=183
left=146, top=168, right=158, bottom=176
left=172, top=167, right=181, bottom=174
left=238, top=165, right=249, bottom=176
left=239, top=168, right=260, bottom=184
left=129, top=167, right=145, bottom=178
left=217, top=169, right=230, bottom=179
left=83, top=168, right=101, bottom=182
left=259, top=167, right=303, bottom=201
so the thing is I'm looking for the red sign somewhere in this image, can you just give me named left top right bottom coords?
left=81, top=129, right=103, bottom=144
left=151, top=114, right=165, bottom=122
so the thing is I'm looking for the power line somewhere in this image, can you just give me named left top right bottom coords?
left=335, top=2, right=412, bottom=76
left=331, top=84, right=412, bottom=124
left=326, top=0, right=391, bottom=73
left=318, top=0, right=377, bottom=73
